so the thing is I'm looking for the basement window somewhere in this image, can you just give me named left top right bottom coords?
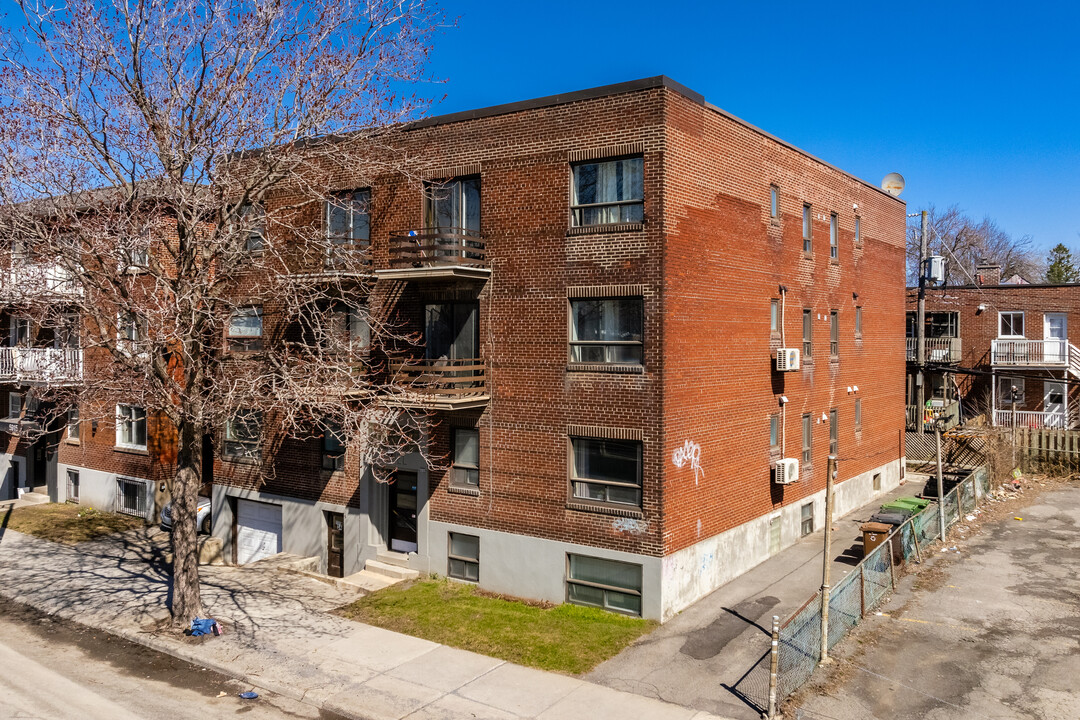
left=566, top=554, right=642, bottom=616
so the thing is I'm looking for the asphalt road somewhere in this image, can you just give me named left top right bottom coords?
left=0, top=596, right=344, bottom=720
left=790, top=481, right=1080, bottom=720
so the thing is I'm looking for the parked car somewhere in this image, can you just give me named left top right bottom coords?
left=160, top=496, right=212, bottom=534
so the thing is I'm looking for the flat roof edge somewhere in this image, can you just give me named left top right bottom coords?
left=406, top=76, right=704, bottom=131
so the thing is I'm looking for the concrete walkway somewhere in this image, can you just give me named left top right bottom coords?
left=588, top=474, right=931, bottom=720
left=0, top=512, right=730, bottom=720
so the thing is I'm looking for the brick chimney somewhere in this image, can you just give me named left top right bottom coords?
left=975, top=258, right=1001, bottom=286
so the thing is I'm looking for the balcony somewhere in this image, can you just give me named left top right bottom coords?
left=993, top=409, right=1071, bottom=430
left=286, top=246, right=372, bottom=281
left=990, top=339, right=1080, bottom=371
left=386, top=358, right=488, bottom=410
left=0, top=347, right=82, bottom=384
left=0, top=262, right=82, bottom=301
left=906, top=337, right=961, bottom=363
left=376, top=229, right=490, bottom=281
left=906, top=400, right=961, bottom=432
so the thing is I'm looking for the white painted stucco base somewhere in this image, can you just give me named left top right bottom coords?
left=658, top=458, right=902, bottom=619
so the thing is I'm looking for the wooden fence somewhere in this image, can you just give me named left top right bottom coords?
left=1015, top=427, right=1080, bottom=473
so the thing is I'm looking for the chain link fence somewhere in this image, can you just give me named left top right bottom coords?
left=735, top=466, right=991, bottom=717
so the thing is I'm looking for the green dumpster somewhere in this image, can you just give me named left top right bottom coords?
left=880, top=497, right=929, bottom=514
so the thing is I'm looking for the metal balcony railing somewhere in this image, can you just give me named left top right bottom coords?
left=905, top=337, right=961, bottom=363
left=0, top=347, right=82, bottom=383
left=386, top=228, right=487, bottom=271
left=994, top=409, right=1070, bottom=430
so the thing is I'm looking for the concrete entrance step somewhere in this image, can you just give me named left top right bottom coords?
left=18, top=492, right=49, bottom=505
left=364, top=558, right=419, bottom=581
left=339, top=569, right=400, bottom=593
left=375, top=550, right=412, bottom=568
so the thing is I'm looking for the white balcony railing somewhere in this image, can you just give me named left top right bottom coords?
left=906, top=337, right=961, bottom=362
left=994, top=409, right=1068, bottom=430
left=0, top=347, right=82, bottom=383
left=991, top=339, right=1069, bottom=366
left=1, top=262, right=82, bottom=299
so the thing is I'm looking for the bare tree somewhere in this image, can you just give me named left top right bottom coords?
left=0, top=0, right=447, bottom=626
left=906, top=204, right=1042, bottom=285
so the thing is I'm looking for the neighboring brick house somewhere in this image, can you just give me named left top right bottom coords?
left=2, top=77, right=907, bottom=621
left=907, top=260, right=1080, bottom=432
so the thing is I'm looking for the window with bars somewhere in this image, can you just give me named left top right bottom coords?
left=116, top=476, right=148, bottom=517
left=566, top=554, right=642, bottom=616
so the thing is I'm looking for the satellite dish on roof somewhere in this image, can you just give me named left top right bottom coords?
left=881, top=172, right=905, bottom=197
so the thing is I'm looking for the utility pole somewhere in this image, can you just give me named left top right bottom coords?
left=819, top=454, right=837, bottom=664
left=916, top=210, right=928, bottom=433
left=935, top=419, right=946, bottom=540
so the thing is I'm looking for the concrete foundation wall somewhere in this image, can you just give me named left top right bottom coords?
left=56, top=462, right=154, bottom=522
left=659, top=458, right=901, bottom=620
left=425, top=519, right=664, bottom=620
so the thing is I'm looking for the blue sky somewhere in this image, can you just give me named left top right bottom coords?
left=422, top=0, right=1080, bottom=255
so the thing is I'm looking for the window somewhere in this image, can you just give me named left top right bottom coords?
left=855, top=215, right=861, bottom=245
left=571, top=157, right=644, bottom=226
left=802, top=309, right=812, bottom=358
left=829, top=311, right=839, bottom=357
left=7, top=392, right=22, bottom=419
left=322, top=422, right=345, bottom=471
left=67, top=407, right=80, bottom=441
left=927, top=312, right=959, bottom=338
left=829, top=213, right=838, bottom=259
left=326, top=189, right=370, bottom=265
left=66, top=469, right=80, bottom=503
left=116, top=477, right=148, bottom=517
left=873, top=472, right=881, bottom=492
left=452, top=428, right=479, bottom=487
left=855, top=307, right=863, bottom=338
left=447, top=532, right=479, bottom=582
left=802, top=204, right=812, bottom=253
left=11, top=317, right=30, bottom=347
left=570, top=436, right=642, bottom=507
left=118, top=311, right=148, bottom=352
left=998, top=377, right=1025, bottom=405
left=569, top=297, right=643, bottom=365
left=999, top=312, right=1024, bottom=338
left=224, top=410, right=262, bottom=461
left=769, top=185, right=779, bottom=219
left=567, top=554, right=642, bottom=616
left=855, top=399, right=862, bottom=432
left=116, top=404, right=147, bottom=450
left=829, top=409, right=838, bottom=456
left=240, top=203, right=265, bottom=252
left=801, top=414, right=812, bottom=466
left=121, top=233, right=150, bottom=270
left=800, top=502, right=814, bottom=536
left=228, top=307, right=263, bottom=352
left=770, top=299, right=779, bottom=335
left=330, top=304, right=370, bottom=352
left=769, top=414, right=779, bottom=449
left=424, top=176, right=481, bottom=233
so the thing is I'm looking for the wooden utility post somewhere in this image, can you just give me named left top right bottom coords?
left=819, top=454, right=837, bottom=664
left=916, top=210, right=928, bottom=432
left=935, top=420, right=946, bottom=540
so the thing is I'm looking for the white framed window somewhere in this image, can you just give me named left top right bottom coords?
left=829, top=213, right=838, bottom=259
left=228, top=307, right=263, bottom=352
left=326, top=189, right=370, bottom=266
left=854, top=215, right=861, bottom=245
left=855, top=399, right=862, bottom=432
left=224, top=410, right=262, bottom=461
left=570, top=436, right=642, bottom=507
left=116, top=404, right=147, bottom=450
left=769, top=414, right=779, bottom=449
left=452, top=428, right=480, bottom=487
left=800, top=502, right=814, bottom=536
left=115, top=476, right=149, bottom=517
left=769, top=185, right=779, bottom=219
left=566, top=554, right=642, bottom=616
left=999, top=311, right=1024, bottom=338
left=10, top=317, right=30, bottom=347
left=569, top=297, right=643, bottom=365
left=770, top=299, right=779, bottom=335
left=7, top=392, right=22, bottom=420
left=802, top=204, right=812, bottom=253
left=447, top=532, right=479, bottom=582
left=571, top=157, right=644, bottom=226
left=67, top=406, right=80, bottom=440
left=801, top=413, right=812, bottom=466
left=117, top=311, right=148, bottom=355
left=998, top=377, right=1025, bottom=405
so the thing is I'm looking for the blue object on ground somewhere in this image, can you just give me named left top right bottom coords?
left=190, top=617, right=216, bottom=636
left=239, top=691, right=259, bottom=700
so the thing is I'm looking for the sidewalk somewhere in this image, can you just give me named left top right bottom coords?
left=0, top=516, right=731, bottom=720
left=588, top=474, right=931, bottom=720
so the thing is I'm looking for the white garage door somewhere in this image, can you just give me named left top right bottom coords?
left=236, top=499, right=282, bottom=565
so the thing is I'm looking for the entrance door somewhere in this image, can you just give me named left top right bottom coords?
left=326, top=512, right=344, bottom=578
left=425, top=302, right=479, bottom=361
left=388, top=471, right=418, bottom=553
left=1044, top=381, right=1067, bottom=429
left=1045, top=313, right=1067, bottom=363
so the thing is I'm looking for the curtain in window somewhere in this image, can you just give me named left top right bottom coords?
left=572, top=158, right=643, bottom=225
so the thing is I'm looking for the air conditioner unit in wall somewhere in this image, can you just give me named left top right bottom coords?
left=774, top=458, right=799, bottom=484
left=775, top=348, right=800, bottom=372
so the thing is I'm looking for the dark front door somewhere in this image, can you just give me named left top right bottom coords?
left=326, top=512, right=344, bottom=578
left=388, top=471, right=418, bottom=553
left=31, top=436, right=49, bottom=493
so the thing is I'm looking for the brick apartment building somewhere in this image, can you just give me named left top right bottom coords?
left=907, top=260, right=1080, bottom=432
left=0, top=77, right=907, bottom=621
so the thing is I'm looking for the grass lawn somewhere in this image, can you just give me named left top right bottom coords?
left=336, top=578, right=656, bottom=675
left=3, top=503, right=145, bottom=544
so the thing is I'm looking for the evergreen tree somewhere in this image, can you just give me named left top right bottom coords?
left=1045, top=244, right=1080, bottom=283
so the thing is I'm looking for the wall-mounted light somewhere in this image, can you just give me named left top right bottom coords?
left=821, top=412, right=828, bottom=422
left=779, top=395, right=789, bottom=405
left=846, top=386, right=853, bottom=394
left=852, top=385, right=859, bottom=393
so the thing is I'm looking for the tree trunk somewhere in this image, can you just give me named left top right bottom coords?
left=170, top=420, right=204, bottom=627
